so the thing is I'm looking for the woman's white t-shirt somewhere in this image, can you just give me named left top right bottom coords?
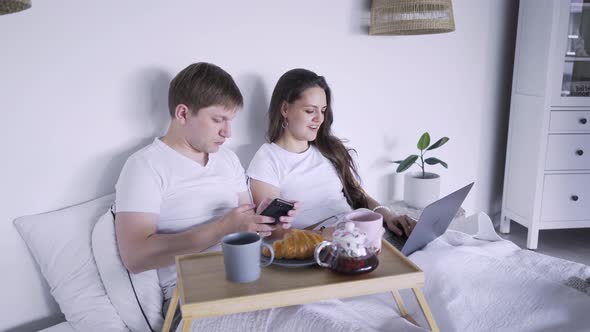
left=247, top=143, right=352, bottom=229
left=115, top=138, right=247, bottom=299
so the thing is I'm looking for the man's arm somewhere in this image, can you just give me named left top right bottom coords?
left=116, top=202, right=281, bottom=274
left=115, top=212, right=233, bottom=274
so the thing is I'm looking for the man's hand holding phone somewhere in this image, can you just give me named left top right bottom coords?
left=257, top=198, right=299, bottom=230
left=222, top=204, right=277, bottom=238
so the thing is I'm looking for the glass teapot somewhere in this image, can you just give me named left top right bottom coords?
left=314, top=221, right=379, bottom=275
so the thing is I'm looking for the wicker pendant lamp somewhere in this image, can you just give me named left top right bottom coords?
left=370, top=0, right=455, bottom=35
left=0, top=0, right=31, bottom=15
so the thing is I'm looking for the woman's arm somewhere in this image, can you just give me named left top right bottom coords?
left=362, top=191, right=416, bottom=237
left=249, top=179, right=280, bottom=207
left=249, top=179, right=298, bottom=235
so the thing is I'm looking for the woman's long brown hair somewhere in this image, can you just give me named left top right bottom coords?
left=267, top=69, right=368, bottom=209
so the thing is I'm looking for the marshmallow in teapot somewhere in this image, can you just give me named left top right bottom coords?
left=332, top=221, right=369, bottom=257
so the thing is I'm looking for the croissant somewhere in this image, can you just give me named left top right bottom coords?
left=262, top=229, right=323, bottom=260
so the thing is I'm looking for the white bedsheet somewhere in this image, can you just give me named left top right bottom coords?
left=177, top=214, right=590, bottom=332
left=407, top=231, right=590, bottom=332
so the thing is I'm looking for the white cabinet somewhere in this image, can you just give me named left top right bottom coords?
left=501, top=0, right=590, bottom=249
left=540, top=174, right=590, bottom=221
left=549, top=110, right=590, bottom=131
left=545, top=135, right=589, bottom=170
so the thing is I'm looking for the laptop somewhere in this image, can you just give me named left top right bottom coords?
left=384, top=182, right=474, bottom=256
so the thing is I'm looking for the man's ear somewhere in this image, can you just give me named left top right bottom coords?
left=174, top=104, right=190, bottom=123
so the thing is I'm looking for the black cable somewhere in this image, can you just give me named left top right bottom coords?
left=110, top=208, right=155, bottom=332
left=127, top=270, right=155, bottom=332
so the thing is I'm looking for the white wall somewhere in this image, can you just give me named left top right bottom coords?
left=0, top=1, right=518, bottom=330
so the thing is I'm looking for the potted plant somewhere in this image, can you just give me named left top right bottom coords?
left=394, top=132, right=449, bottom=209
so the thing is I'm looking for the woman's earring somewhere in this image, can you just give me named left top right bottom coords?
left=282, top=119, right=289, bottom=129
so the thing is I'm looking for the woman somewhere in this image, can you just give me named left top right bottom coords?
left=247, top=68, right=414, bottom=237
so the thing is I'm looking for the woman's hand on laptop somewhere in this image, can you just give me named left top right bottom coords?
left=384, top=214, right=416, bottom=237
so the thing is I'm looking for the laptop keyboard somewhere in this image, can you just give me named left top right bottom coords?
left=383, top=229, right=407, bottom=251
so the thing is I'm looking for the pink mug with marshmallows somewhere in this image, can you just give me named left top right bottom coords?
left=344, top=208, right=385, bottom=252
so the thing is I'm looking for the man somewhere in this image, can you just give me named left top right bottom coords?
left=114, top=63, right=296, bottom=319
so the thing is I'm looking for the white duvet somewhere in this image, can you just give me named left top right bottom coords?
left=178, top=214, right=590, bottom=332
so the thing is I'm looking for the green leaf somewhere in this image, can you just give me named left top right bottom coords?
left=396, top=155, right=418, bottom=173
left=417, top=132, right=430, bottom=150
left=426, top=137, right=450, bottom=151
left=392, top=160, right=404, bottom=164
left=424, top=157, right=448, bottom=168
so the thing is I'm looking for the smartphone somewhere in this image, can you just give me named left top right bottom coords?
left=259, top=198, right=294, bottom=225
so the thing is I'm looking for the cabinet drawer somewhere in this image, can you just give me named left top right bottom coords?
left=550, top=111, right=590, bottom=132
left=545, top=135, right=590, bottom=170
left=541, top=174, right=590, bottom=221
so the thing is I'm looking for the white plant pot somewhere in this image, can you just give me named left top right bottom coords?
left=403, top=171, right=441, bottom=209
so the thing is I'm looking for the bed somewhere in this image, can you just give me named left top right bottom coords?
left=15, top=196, right=590, bottom=332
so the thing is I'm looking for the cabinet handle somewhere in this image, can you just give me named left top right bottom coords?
left=580, top=118, right=588, bottom=124
left=571, top=195, right=579, bottom=202
left=576, top=149, right=584, bottom=156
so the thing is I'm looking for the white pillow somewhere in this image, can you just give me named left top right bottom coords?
left=13, top=194, right=129, bottom=331
left=92, top=210, right=164, bottom=332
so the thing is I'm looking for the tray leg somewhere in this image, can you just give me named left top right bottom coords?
left=412, top=288, right=439, bottom=332
left=181, top=318, right=192, bottom=332
left=391, top=290, right=417, bottom=325
left=162, top=287, right=179, bottom=332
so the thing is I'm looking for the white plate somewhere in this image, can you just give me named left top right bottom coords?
left=262, top=238, right=318, bottom=268
left=271, top=256, right=317, bottom=268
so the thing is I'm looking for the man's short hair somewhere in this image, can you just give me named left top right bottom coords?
left=168, top=62, right=243, bottom=117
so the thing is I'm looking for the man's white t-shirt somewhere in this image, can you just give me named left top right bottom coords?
left=115, top=138, right=247, bottom=299
left=247, top=143, right=352, bottom=229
